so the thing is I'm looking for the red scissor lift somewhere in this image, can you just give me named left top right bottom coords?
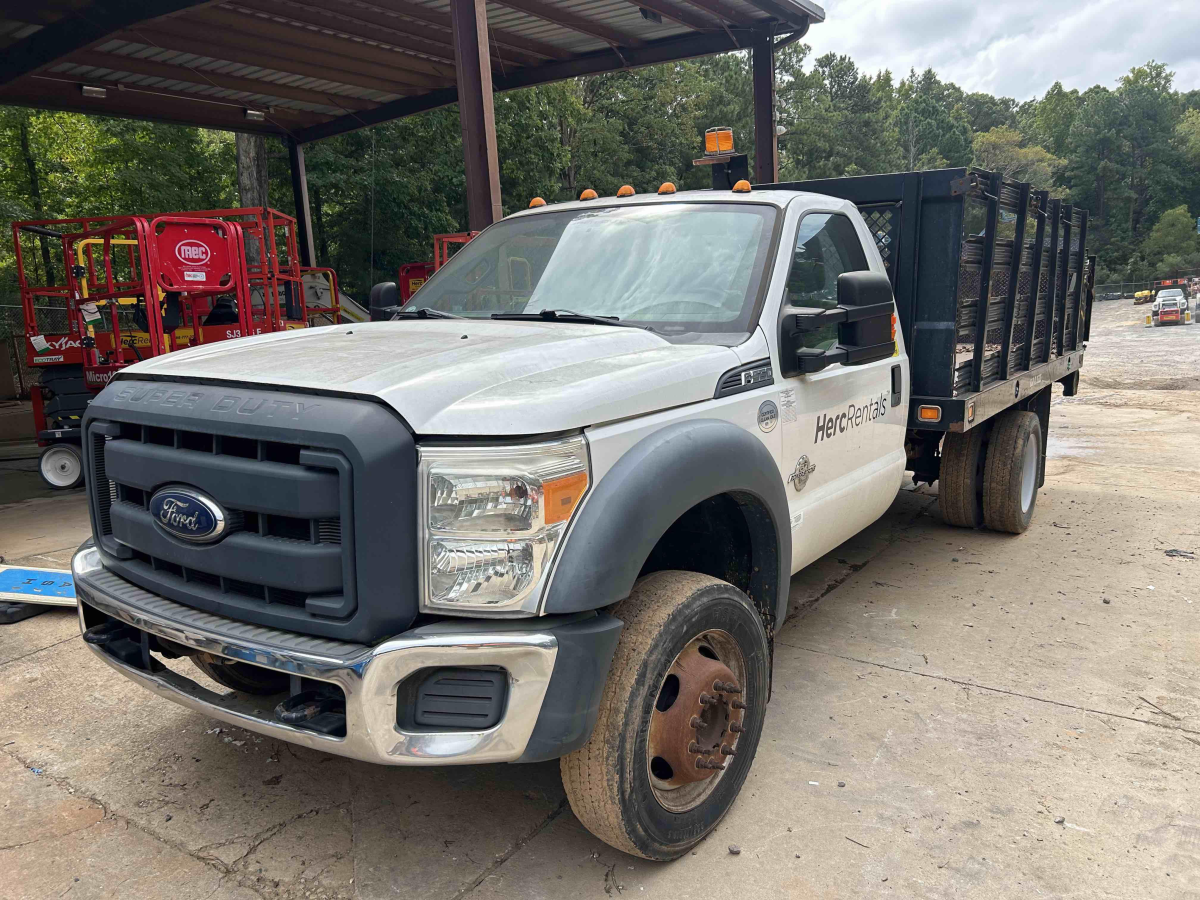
left=12, top=207, right=341, bottom=489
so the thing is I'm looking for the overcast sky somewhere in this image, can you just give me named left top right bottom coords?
left=800, top=0, right=1200, bottom=100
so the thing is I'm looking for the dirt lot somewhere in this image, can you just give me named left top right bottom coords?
left=2, top=298, right=1198, bottom=900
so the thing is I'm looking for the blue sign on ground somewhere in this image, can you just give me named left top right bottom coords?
left=0, top=566, right=76, bottom=606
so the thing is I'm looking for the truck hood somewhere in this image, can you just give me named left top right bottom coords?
left=120, top=321, right=741, bottom=435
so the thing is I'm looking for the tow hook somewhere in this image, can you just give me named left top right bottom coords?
left=83, top=619, right=159, bottom=672
left=274, top=689, right=347, bottom=737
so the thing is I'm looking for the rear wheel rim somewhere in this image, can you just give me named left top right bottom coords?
left=646, top=629, right=748, bottom=814
left=1020, top=433, right=1038, bottom=513
left=41, top=446, right=81, bottom=487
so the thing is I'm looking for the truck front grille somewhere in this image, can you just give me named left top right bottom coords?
left=83, top=380, right=419, bottom=644
left=89, top=417, right=356, bottom=626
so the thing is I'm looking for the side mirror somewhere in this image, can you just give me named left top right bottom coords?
left=779, top=271, right=896, bottom=376
left=369, top=281, right=399, bottom=321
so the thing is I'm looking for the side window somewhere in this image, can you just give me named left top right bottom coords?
left=785, top=213, right=869, bottom=350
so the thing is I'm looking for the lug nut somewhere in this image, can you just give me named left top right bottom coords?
left=731, top=699, right=747, bottom=710
left=729, top=721, right=744, bottom=734
left=713, top=680, right=742, bottom=694
left=690, top=716, right=704, bottom=729
left=688, top=741, right=701, bottom=753
left=699, top=693, right=716, bottom=706
left=721, top=744, right=736, bottom=756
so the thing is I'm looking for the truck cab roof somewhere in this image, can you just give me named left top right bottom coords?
left=506, top=188, right=853, bottom=219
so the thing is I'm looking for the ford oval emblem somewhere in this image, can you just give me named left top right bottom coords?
left=148, top=486, right=227, bottom=543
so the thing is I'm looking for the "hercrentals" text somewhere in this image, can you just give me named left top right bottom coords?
left=814, top=392, right=889, bottom=443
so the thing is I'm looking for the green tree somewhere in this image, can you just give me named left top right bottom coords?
left=972, top=126, right=1061, bottom=189
left=1029, top=82, right=1082, bottom=157
left=962, top=92, right=1017, bottom=133
left=1137, top=205, right=1200, bottom=276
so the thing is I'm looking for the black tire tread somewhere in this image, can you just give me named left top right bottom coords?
left=939, top=427, right=987, bottom=528
left=559, top=570, right=730, bottom=858
left=983, top=410, right=1041, bottom=534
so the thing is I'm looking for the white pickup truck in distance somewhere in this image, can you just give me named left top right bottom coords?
left=73, top=158, right=1094, bottom=860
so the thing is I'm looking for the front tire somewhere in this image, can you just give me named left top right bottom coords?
left=983, top=410, right=1042, bottom=534
left=560, top=571, right=770, bottom=860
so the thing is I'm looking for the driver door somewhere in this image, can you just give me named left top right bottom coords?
left=776, top=210, right=906, bottom=572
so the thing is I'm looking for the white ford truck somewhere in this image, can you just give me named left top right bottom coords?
left=73, top=158, right=1094, bottom=859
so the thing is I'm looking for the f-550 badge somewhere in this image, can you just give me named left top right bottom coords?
left=788, top=455, right=817, bottom=492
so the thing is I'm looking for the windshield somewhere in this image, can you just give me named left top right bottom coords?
left=401, top=203, right=779, bottom=340
left=1159, top=290, right=1183, bottom=299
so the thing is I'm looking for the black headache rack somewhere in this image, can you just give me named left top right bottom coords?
left=766, top=169, right=1095, bottom=432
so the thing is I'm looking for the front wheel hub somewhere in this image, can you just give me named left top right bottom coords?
left=647, top=632, right=748, bottom=811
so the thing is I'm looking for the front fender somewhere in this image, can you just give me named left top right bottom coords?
left=543, top=419, right=791, bottom=630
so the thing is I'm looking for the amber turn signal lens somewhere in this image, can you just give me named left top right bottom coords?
left=732, top=179, right=751, bottom=193
left=543, top=470, right=589, bottom=525
left=917, top=405, right=942, bottom=422
left=579, top=188, right=598, bottom=201
left=616, top=185, right=634, bottom=197
left=529, top=197, right=546, bottom=208
left=658, top=182, right=676, bottom=195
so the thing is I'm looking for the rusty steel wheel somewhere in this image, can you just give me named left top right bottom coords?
left=561, top=571, right=770, bottom=860
left=647, top=630, right=748, bottom=813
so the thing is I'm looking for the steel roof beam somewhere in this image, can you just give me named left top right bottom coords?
left=224, top=0, right=544, bottom=71
left=63, top=51, right=378, bottom=112
left=612, top=0, right=723, bottom=33
left=741, top=0, right=822, bottom=29
left=192, top=6, right=462, bottom=76
left=673, top=0, right=757, bottom=27
left=114, top=25, right=443, bottom=93
left=485, top=0, right=646, bottom=49
left=0, top=0, right=220, bottom=87
left=133, top=17, right=455, bottom=84
left=294, top=26, right=754, bottom=143
left=342, top=0, right=572, bottom=62
left=0, top=73, right=296, bottom=134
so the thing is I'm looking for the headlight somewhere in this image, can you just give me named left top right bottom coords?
left=418, top=436, right=590, bottom=614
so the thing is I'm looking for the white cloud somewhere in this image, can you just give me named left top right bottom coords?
left=802, top=0, right=1200, bottom=100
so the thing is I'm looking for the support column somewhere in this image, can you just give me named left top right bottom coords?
left=287, top=138, right=316, bottom=267
left=451, top=0, right=503, bottom=230
left=752, top=31, right=777, bottom=184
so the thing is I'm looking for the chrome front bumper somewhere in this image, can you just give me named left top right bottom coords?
left=72, top=545, right=559, bottom=765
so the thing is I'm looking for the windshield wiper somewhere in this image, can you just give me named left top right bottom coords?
left=386, top=307, right=462, bottom=319
left=490, top=309, right=638, bottom=328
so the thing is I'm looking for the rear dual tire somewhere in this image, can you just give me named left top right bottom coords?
left=938, top=409, right=1042, bottom=534
left=561, top=571, right=770, bottom=860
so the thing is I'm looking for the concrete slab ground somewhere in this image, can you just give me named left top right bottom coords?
left=2, top=299, right=1198, bottom=899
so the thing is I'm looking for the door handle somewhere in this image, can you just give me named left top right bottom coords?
left=891, top=364, right=902, bottom=407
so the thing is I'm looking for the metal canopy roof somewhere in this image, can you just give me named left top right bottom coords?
left=0, top=0, right=824, bottom=143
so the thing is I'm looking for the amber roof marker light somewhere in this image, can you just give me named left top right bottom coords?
left=616, top=185, right=635, bottom=197
left=529, top=197, right=547, bottom=208
left=658, top=182, right=677, bottom=195
left=579, top=188, right=598, bottom=201
left=732, top=180, right=752, bottom=193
